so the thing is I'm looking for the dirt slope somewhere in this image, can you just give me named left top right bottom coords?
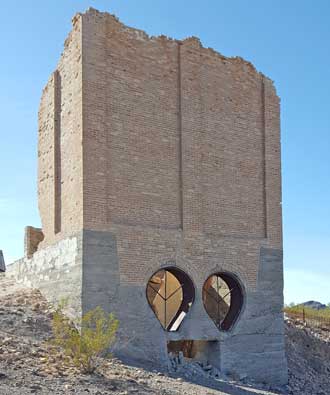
left=285, top=316, right=330, bottom=394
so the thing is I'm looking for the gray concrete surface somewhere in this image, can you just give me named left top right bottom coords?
left=7, top=233, right=288, bottom=385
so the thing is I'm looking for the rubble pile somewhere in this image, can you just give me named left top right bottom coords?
left=167, top=351, right=221, bottom=380
left=285, top=317, right=330, bottom=394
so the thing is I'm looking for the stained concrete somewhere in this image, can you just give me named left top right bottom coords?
left=219, top=248, right=288, bottom=384
left=7, top=232, right=288, bottom=385
left=6, top=234, right=83, bottom=320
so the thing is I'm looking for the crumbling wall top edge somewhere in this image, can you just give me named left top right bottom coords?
left=38, top=12, right=83, bottom=106
left=79, top=7, right=276, bottom=84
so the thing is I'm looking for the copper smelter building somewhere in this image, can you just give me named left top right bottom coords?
left=8, top=8, right=288, bottom=385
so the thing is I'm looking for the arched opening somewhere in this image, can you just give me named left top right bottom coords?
left=146, top=267, right=195, bottom=331
left=202, top=272, right=243, bottom=331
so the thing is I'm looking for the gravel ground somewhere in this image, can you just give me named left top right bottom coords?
left=0, top=274, right=329, bottom=395
left=285, top=316, right=330, bottom=394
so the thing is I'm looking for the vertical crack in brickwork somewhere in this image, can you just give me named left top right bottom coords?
left=177, top=42, right=184, bottom=230
left=261, top=77, right=268, bottom=239
left=53, top=70, right=62, bottom=234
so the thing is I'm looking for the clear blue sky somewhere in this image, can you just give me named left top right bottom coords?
left=0, top=1, right=329, bottom=304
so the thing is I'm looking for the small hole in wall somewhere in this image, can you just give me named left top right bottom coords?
left=167, top=340, right=220, bottom=368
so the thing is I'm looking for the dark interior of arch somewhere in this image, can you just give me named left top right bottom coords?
left=202, top=272, right=243, bottom=331
left=146, top=267, right=195, bottom=331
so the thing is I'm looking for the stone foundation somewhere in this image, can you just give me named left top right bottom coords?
left=7, top=234, right=82, bottom=320
left=7, top=232, right=288, bottom=384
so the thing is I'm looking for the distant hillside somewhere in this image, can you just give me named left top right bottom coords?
left=301, top=301, right=327, bottom=310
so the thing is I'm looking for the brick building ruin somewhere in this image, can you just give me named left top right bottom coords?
left=8, top=8, right=288, bottom=384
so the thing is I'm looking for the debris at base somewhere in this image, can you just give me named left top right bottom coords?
left=167, top=351, right=222, bottom=380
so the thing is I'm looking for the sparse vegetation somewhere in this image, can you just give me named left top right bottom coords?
left=1, top=276, right=330, bottom=394
left=284, top=304, right=330, bottom=317
left=51, top=302, right=119, bottom=373
left=284, top=304, right=330, bottom=329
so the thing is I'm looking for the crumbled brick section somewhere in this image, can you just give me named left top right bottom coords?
left=37, top=8, right=283, bottom=290
left=24, top=226, right=44, bottom=258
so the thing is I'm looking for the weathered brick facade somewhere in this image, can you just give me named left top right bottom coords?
left=38, top=8, right=282, bottom=289
left=9, top=8, right=287, bottom=384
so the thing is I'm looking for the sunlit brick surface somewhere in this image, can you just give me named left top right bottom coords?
left=37, top=8, right=282, bottom=290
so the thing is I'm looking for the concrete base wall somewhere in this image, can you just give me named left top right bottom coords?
left=219, top=248, right=288, bottom=384
left=7, top=231, right=287, bottom=385
left=7, top=234, right=83, bottom=320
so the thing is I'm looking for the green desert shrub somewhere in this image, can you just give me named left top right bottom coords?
left=51, top=302, right=119, bottom=373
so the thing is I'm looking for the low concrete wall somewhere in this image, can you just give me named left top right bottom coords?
left=7, top=233, right=83, bottom=320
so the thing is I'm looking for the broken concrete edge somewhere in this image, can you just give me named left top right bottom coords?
left=0, top=250, right=5, bottom=272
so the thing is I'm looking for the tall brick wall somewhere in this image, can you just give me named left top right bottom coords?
left=37, top=8, right=282, bottom=290
left=82, top=11, right=182, bottom=230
